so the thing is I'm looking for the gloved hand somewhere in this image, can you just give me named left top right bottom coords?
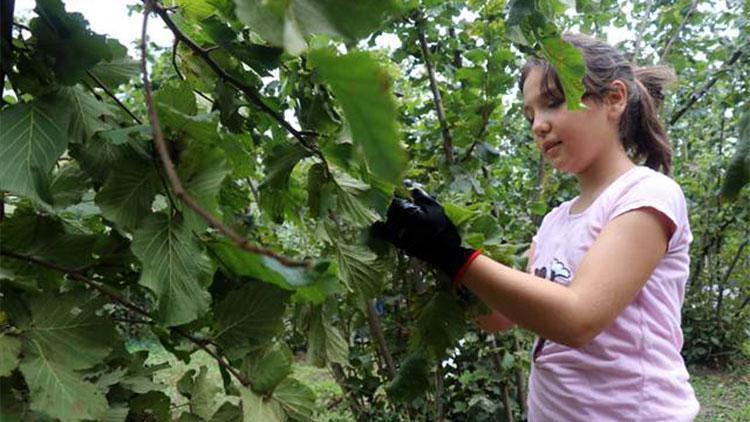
left=372, top=187, right=481, bottom=285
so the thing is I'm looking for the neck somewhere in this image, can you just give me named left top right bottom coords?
left=575, top=146, right=635, bottom=200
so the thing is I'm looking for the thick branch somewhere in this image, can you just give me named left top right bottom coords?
left=87, top=70, right=143, bottom=124
left=1, top=249, right=250, bottom=386
left=415, top=14, right=455, bottom=165
left=140, top=1, right=309, bottom=268
left=366, top=299, right=397, bottom=379
left=670, top=48, right=744, bottom=126
left=0, top=0, right=14, bottom=106
left=659, top=0, right=699, bottom=62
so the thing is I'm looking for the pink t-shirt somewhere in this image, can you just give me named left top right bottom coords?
left=527, top=166, right=700, bottom=421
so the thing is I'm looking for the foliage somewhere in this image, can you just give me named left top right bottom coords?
left=0, top=0, right=748, bottom=420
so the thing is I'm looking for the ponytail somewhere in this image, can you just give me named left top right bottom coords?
left=520, top=34, right=677, bottom=175
left=622, top=66, right=676, bottom=174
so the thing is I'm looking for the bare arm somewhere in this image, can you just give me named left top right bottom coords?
left=475, top=242, right=536, bottom=332
left=463, top=209, right=669, bottom=347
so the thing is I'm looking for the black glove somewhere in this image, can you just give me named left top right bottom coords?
left=373, top=188, right=479, bottom=283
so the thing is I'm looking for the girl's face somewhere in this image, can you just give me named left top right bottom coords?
left=522, top=67, right=620, bottom=174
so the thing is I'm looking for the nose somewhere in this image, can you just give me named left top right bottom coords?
left=532, top=115, right=551, bottom=139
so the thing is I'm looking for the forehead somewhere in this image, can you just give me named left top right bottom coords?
left=522, top=67, right=546, bottom=105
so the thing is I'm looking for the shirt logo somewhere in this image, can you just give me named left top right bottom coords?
left=534, top=258, right=572, bottom=283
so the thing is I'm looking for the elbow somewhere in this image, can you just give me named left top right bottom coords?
left=557, top=317, right=601, bottom=349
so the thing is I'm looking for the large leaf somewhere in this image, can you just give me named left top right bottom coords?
left=410, top=291, right=467, bottom=361
left=721, top=109, right=750, bottom=200
left=176, top=366, right=220, bottom=420
left=386, top=351, right=430, bottom=402
left=243, top=343, right=294, bottom=394
left=19, top=344, right=109, bottom=421
left=273, top=377, right=316, bottom=421
left=212, top=281, right=290, bottom=356
left=58, top=86, right=115, bottom=142
left=207, top=240, right=339, bottom=304
left=0, top=335, right=22, bottom=377
left=95, top=150, right=161, bottom=230
left=21, top=290, right=118, bottom=370
left=131, top=213, right=214, bottom=326
left=310, top=50, right=405, bottom=186
left=335, top=242, right=385, bottom=303
left=0, top=101, right=68, bottom=201
left=308, top=303, right=348, bottom=366
left=176, top=143, right=230, bottom=232
left=30, top=0, right=112, bottom=85
left=259, top=140, right=313, bottom=223
left=86, top=39, right=140, bottom=88
left=239, top=388, right=285, bottom=422
left=538, top=36, right=587, bottom=111
left=234, top=0, right=400, bottom=54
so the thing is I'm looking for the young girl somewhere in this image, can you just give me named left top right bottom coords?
left=375, top=34, right=700, bottom=420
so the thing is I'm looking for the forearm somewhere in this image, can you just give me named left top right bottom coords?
left=462, top=255, right=589, bottom=347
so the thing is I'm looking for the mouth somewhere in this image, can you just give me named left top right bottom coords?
left=543, top=140, right=563, bottom=153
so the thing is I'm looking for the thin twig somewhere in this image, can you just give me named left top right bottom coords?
left=670, top=48, right=744, bottom=126
left=86, top=70, right=143, bottom=124
left=366, top=299, right=397, bottom=379
left=630, top=0, right=654, bottom=63
left=415, top=13, right=455, bottom=165
left=1, top=249, right=250, bottom=386
left=659, top=0, right=700, bottom=63
left=149, top=3, right=321, bottom=155
left=172, top=37, right=185, bottom=80
left=140, top=1, right=309, bottom=268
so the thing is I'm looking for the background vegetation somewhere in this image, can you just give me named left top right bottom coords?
left=1, top=0, right=748, bottom=420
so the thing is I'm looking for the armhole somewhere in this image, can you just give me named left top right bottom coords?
left=613, top=205, right=677, bottom=252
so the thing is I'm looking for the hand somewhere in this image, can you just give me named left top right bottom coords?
left=372, top=187, right=479, bottom=283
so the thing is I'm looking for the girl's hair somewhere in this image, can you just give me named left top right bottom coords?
left=519, top=33, right=676, bottom=174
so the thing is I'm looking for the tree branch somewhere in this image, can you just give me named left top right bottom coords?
left=0, top=0, right=14, bottom=107
left=86, top=70, right=143, bottom=124
left=415, top=14, right=455, bottom=165
left=630, top=0, right=654, bottom=64
left=670, top=48, right=744, bottom=126
left=365, top=299, right=397, bottom=379
left=1, top=249, right=250, bottom=386
left=659, top=0, right=699, bottom=63
left=148, top=2, right=324, bottom=158
left=140, top=1, right=309, bottom=268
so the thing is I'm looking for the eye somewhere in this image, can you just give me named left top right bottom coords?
left=546, top=98, right=563, bottom=108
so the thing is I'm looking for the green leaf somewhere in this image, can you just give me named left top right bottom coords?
left=19, top=341, right=109, bottom=421
left=49, top=163, right=90, bottom=207
left=0, top=101, right=68, bottom=202
left=213, top=281, right=290, bottom=356
left=131, top=213, right=214, bottom=326
left=260, top=140, right=313, bottom=223
left=443, top=202, right=477, bottom=228
left=0, top=335, right=22, bottom=377
left=273, top=377, right=317, bottom=421
left=332, top=170, right=381, bottom=225
left=386, top=351, right=430, bottom=402
left=721, top=109, right=750, bottom=200
left=538, top=36, right=587, bottom=110
left=58, top=86, right=115, bottom=142
left=310, top=50, right=405, bottom=186
left=244, top=343, right=294, bottom=394
left=240, top=388, right=285, bottom=422
left=155, top=80, right=198, bottom=116
left=22, top=290, right=118, bottom=370
left=411, top=292, right=467, bottom=361
left=87, top=39, right=140, bottom=88
left=235, top=0, right=400, bottom=54
left=176, top=143, right=230, bottom=232
left=335, top=242, right=385, bottom=302
left=95, top=150, right=161, bottom=230
left=179, top=366, right=221, bottom=420
left=30, top=0, right=112, bottom=85
left=308, top=303, right=348, bottom=366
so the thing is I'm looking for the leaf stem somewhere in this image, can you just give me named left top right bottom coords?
left=140, top=0, right=309, bottom=268
left=86, top=70, right=143, bottom=125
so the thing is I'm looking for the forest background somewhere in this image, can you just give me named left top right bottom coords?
left=0, top=0, right=748, bottom=420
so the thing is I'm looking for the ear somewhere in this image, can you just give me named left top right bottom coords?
left=604, top=80, right=628, bottom=120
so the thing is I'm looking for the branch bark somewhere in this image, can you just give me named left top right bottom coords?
left=0, top=0, right=14, bottom=107
left=659, top=0, right=700, bottom=63
left=86, top=70, right=143, bottom=124
left=415, top=14, right=455, bottom=165
left=140, top=1, right=309, bottom=268
left=366, top=299, right=397, bottom=379
left=0, top=249, right=250, bottom=386
left=630, top=0, right=654, bottom=64
left=715, top=239, right=748, bottom=320
left=670, top=48, right=744, bottom=126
